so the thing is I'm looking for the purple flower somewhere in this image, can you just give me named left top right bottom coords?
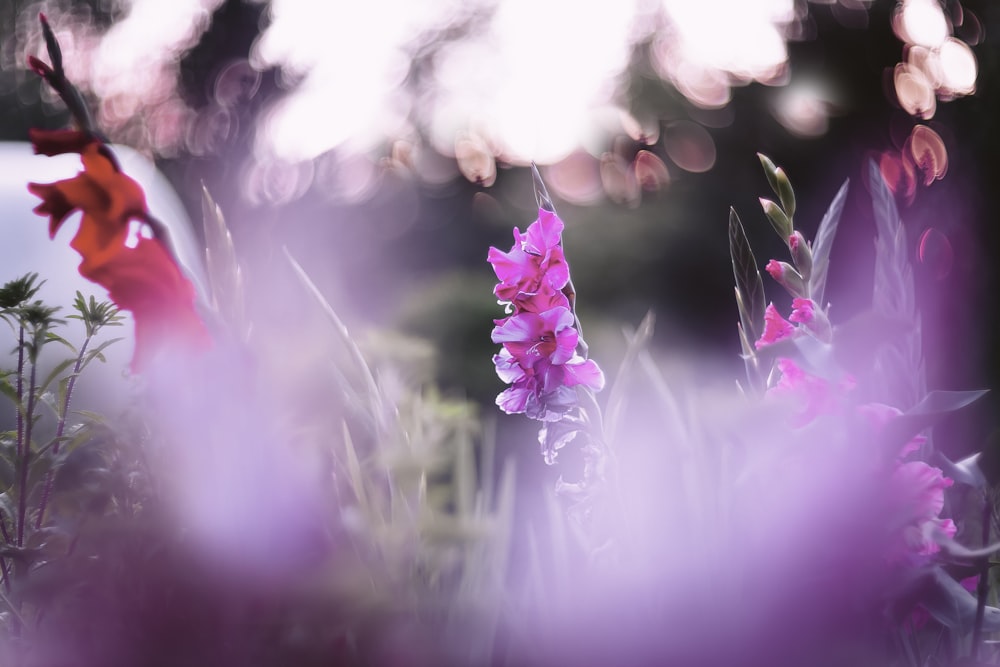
left=493, top=354, right=604, bottom=421
left=488, top=208, right=604, bottom=427
left=488, top=209, right=570, bottom=308
left=492, top=307, right=578, bottom=369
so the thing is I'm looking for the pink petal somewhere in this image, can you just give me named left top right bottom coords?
left=564, top=357, right=605, bottom=391
left=523, top=209, right=564, bottom=254
left=755, top=303, right=795, bottom=348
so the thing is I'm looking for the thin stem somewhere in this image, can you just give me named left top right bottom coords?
left=35, top=336, right=91, bottom=530
left=973, top=490, right=993, bottom=659
left=0, top=520, right=12, bottom=592
left=16, top=358, right=38, bottom=547
left=15, top=326, right=24, bottom=461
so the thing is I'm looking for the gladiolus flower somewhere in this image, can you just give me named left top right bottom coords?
left=488, top=209, right=570, bottom=309
left=756, top=303, right=795, bottom=349
left=492, top=307, right=578, bottom=368
left=27, top=129, right=210, bottom=370
left=488, top=208, right=603, bottom=427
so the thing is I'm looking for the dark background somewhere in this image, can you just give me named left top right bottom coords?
left=2, top=0, right=998, bottom=463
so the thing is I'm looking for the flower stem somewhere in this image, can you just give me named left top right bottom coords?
left=35, top=336, right=91, bottom=530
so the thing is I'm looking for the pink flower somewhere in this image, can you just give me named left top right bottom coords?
left=488, top=209, right=570, bottom=307
left=857, top=402, right=925, bottom=459
left=765, top=259, right=787, bottom=282
left=887, top=461, right=956, bottom=562
left=492, top=307, right=578, bottom=369
left=755, top=303, right=795, bottom=349
left=494, top=355, right=604, bottom=421
left=789, top=298, right=814, bottom=324
left=769, top=358, right=845, bottom=426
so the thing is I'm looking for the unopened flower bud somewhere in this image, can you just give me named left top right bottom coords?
left=788, top=231, right=812, bottom=282
left=765, top=259, right=806, bottom=297
left=760, top=198, right=793, bottom=240
left=790, top=297, right=831, bottom=342
left=775, top=167, right=796, bottom=219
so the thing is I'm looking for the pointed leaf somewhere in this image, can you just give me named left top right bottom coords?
left=531, top=163, right=556, bottom=213
left=881, top=390, right=989, bottom=454
left=729, top=208, right=766, bottom=344
left=604, top=311, right=655, bottom=442
left=809, top=179, right=848, bottom=307
left=38, top=358, right=77, bottom=396
left=201, top=183, right=246, bottom=334
left=918, top=567, right=1000, bottom=632
left=935, top=451, right=988, bottom=488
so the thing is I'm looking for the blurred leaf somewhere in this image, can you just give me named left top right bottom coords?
left=918, top=567, right=1000, bottom=632
left=809, top=179, right=849, bottom=307
left=935, top=451, right=988, bottom=488
left=38, top=358, right=76, bottom=397
left=869, top=160, right=923, bottom=410
left=880, top=390, right=989, bottom=453
left=286, top=250, right=385, bottom=429
left=604, top=310, right=655, bottom=443
left=0, top=378, right=27, bottom=420
left=729, top=208, right=766, bottom=345
left=201, top=183, right=247, bottom=337
left=44, top=331, right=77, bottom=355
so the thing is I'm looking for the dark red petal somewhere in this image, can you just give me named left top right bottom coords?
left=29, top=128, right=91, bottom=156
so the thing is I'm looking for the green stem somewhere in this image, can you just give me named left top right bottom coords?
left=15, top=327, right=24, bottom=462
left=35, top=336, right=91, bottom=530
left=16, top=359, right=38, bottom=547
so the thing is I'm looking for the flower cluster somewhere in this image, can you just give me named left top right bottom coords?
left=27, top=129, right=210, bottom=370
left=488, top=209, right=604, bottom=422
left=754, top=219, right=955, bottom=568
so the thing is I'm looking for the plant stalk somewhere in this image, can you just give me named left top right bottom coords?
left=35, top=336, right=91, bottom=530
left=16, top=359, right=38, bottom=547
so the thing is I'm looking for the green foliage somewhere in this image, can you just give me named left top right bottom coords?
left=0, top=275, right=124, bottom=647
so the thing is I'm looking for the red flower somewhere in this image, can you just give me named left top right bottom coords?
left=27, top=129, right=210, bottom=370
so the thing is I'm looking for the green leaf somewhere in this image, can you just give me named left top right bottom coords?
left=0, top=377, right=27, bottom=420
left=809, top=179, right=849, bottom=307
left=38, top=357, right=77, bottom=396
left=81, top=337, right=124, bottom=368
left=44, top=331, right=77, bottom=355
left=729, top=208, right=766, bottom=344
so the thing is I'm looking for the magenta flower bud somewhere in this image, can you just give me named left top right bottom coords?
left=788, top=231, right=812, bottom=282
left=790, top=298, right=831, bottom=342
left=765, top=259, right=806, bottom=297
